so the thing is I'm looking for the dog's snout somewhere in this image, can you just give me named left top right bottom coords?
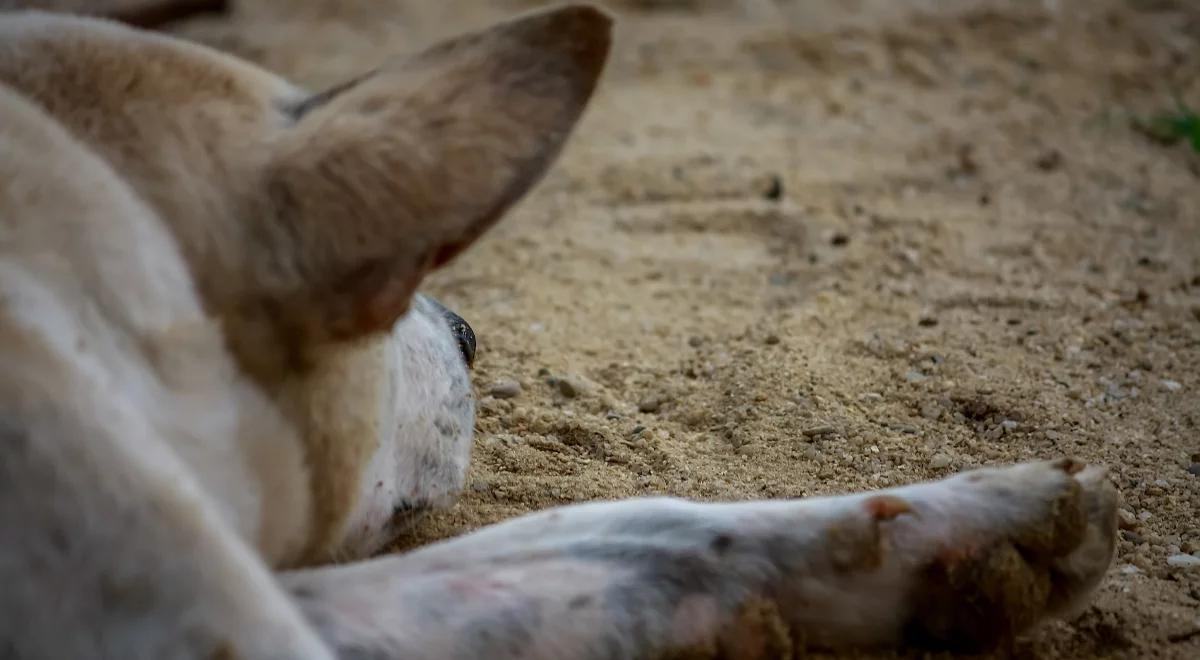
left=423, top=296, right=476, bottom=367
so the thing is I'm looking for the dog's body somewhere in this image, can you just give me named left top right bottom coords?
left=0, top=6, right=1119, bottom=659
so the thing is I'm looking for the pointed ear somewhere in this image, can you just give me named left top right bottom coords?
left=256, top=4, right=611, bottom=343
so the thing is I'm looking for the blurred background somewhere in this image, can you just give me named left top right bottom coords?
left=15, top=1, right=1200, bottom=655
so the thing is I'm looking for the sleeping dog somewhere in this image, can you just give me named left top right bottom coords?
left=0, top=5, right=1118, bottom=658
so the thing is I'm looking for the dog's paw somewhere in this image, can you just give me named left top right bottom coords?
left=900, top=459, right=1118, bottom=649
left=791, top=458, right=1119, bottom=651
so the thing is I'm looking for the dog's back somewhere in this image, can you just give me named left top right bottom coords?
left=0, top=76, right=328, bottom=657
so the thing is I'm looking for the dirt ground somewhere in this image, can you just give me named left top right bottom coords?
left=172, top=0, right=1200, bottom=656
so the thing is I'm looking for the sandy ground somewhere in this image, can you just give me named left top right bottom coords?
left=164, top=0, right=1200, bottom=656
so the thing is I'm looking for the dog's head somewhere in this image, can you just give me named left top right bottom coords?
left=0, top=3, right=609, bottom=377
left=0, top=4, right=610, bottom=559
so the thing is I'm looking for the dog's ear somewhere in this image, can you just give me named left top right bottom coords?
left=256, top=4, right=610, bottom=344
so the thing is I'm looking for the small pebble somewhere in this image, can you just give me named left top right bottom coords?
left=929, top=453, right=952, bottom=469
left=1161, top=379, right=1182, bottom=392
left=802, top=425, right=836, bottom=438
left=1121, top=530, right=1145, bottom=545
left=1187, top=464, right=1200, bottom=477
left=904, top=370, right=927, bottom=383
left=764, top=334, right=781, bottom=345
left=919, top=401, right=942, bottom=420
left=555, top=376, right=585, bottom=398
left=1001, top=419, right=1019, bottom=431
left=1166, top=554, right=1200, bottom=569
left=762, top=175, right=783, bottom=202
left=638, top=396, right=664, bottom=414
left=1034, top=149, right=1062, bottom=171
left=1119, top=564, right=1142, bottom=575
left=859, top=392, right=883, bottom=403
left=488, top=380, right=522, bottom=399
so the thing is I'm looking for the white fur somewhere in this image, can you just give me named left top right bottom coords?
left=337, top=295, right=475, bottom=558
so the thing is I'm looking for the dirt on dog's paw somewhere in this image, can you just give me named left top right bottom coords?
left=898, top=459, right=1119, bottom=651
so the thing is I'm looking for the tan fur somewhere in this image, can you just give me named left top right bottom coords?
left=0, top=7, right=609, bottom=564
left=0, top=76, right=312, bottom=559
left=0, top=7, right=609, bottom=655
left=0, top=77, right=326, bottom=657
left=277, top=339, right=393, bottom=560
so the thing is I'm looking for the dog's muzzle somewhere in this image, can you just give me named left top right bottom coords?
left=424, top=296, right=476, bottom=367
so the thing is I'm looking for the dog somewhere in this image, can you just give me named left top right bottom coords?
left=0, top=0, right=230, bottom=28
left=0, top=4, right=1119, bottom=658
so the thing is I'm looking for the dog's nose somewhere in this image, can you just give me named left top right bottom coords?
left=445, top=310, right=476, bottom=367
left=423, top=296, right=476, bottom=367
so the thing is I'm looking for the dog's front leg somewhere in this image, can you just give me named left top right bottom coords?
left=284, top=458, right=1117, bottom=658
